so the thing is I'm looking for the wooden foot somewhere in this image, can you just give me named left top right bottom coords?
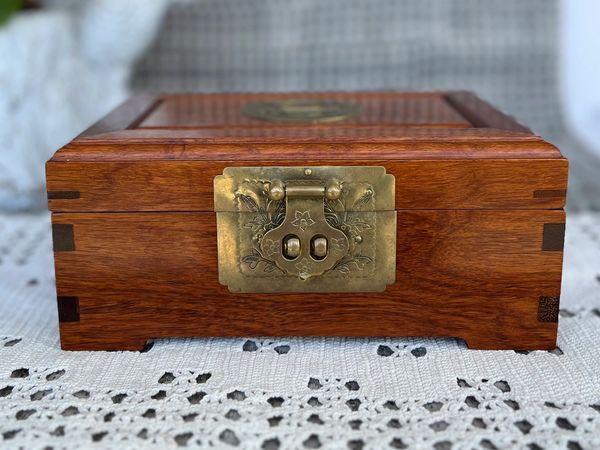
left=463, top=328, right=557, bottom=351
left=59, top=325, right=150, bottom=351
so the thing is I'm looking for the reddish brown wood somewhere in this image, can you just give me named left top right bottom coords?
left=78, top=94, right=161, bottom=138
left=138, top=92, right=471, bottom=129
left=47, top=159, right=567, bottom=212
left=445, top=91, right=532, bottom=133
left=46, top=91, right=568, bottom=351
left=52, top=210, right=563, bottom=351
left=50, top=135, right=562, bottom=162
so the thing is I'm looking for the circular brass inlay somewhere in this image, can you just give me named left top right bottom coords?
left=243, top=99, right=360, bottom=123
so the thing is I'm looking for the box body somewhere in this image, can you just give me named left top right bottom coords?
left=46, top=92, right=567, bottom=350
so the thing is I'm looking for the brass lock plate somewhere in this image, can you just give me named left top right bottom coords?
left=214, top=166, right=396, bottom=293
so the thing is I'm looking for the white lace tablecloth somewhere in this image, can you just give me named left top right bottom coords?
left=0, top=212, right=599, bottom=450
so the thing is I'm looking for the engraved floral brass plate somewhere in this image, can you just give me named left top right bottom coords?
left=214, top=166, right=396, bottom=293
left=242, top=99, right=360, bottom=123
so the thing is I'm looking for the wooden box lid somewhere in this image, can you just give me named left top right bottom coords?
left=46, top=91, right=567, bottom=212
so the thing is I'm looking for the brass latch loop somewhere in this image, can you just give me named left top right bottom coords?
left=261, top=178, right=349, bottom=280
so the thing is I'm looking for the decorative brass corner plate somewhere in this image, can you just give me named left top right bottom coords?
left=242, top=99, right=360, bottom=123
left=214, top=166, right=396, bottom=293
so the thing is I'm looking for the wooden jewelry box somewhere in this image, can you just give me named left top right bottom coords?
left=46, top=92, right=567, bottom=351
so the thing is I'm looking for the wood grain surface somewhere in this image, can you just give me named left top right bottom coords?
left=445, top=91, right=532, bottom=133
left=78, top=94, right=161, bottom=138
left=52, top=210, right=563, bottom=351
left=47, top=91, right=568, bottom=351
left=139, top=91, right=472, bottom=129
left=47, top=159, right=567, bottom=212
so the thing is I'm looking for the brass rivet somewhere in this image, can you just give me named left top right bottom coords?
left=355, top=235, right=363, bottom=243
left=268, top=179, right=285, bottom=201
left=283, top=236, right=301, bottom=259
left=311, top=236, right=328, bottom=260
left=304, top=168, right=312, bottom=176
left=325, top=178, right=342, bottom=200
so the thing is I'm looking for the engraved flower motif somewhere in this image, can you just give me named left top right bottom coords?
left=331, top=237, right=347, bottom=251
left=291, top=210, right=315, bottom=231
left=262, top=238, right=280, bottom=257
left=295, top=257, right=313, bottom=280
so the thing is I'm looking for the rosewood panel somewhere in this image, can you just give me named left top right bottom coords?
left=75, top=92, right=528, bottom=136
left=52, top=210, right=564, bottom=351
left=78, top=94, right=161, bottom=138
left=444, top=91, right=531, bottom=133
left=138, top=91, right=471, bottom=129
left=47, top=159, right=567, bottom=212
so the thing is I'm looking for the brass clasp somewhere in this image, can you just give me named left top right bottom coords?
left=260, top=178, right=349, bottom=280
left=214, top=166, right=396, bottom=293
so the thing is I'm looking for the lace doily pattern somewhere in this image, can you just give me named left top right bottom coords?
left=1, top=213, right=599, bottom=449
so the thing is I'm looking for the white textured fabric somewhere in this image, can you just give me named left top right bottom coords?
left=0, top=1, right=169, bottom=211
left=0, top=212, right=599, bottom=449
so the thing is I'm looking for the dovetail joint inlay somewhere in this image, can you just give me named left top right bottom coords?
left=57, top=296, right=80, bottom=323
left=533, top=189, right=567, bottom=199
left=542, top=223, right=565, bottom=252
left=47, top=191, right=81, bottom=200
left=52, top=224, right=75, bottom=252
left=538, top=296, right=560, bottom=323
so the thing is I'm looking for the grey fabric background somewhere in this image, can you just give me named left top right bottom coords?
left=132, top=0, right=561, bottom=136
left=131, top=0, right=600, bottom=210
